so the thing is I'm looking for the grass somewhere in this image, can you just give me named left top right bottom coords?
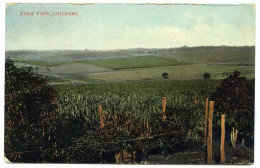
left=15, top=60, right=67, bottom=67
left=85, top=64, right=255, bottom=82
left=161, top=46, right=255, bottom=64
left=14, top=56, right=254, bottom=84
left=83, top=56, right=188, bottom=70
left=49, top=63, right=111, bottom=75
left=16, top=56, right=187, bottom=70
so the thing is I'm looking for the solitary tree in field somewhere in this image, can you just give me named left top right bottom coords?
left=162, top=72, right=169, bottom=81
left=203, top=72, right=211, bottom=80
left=222, top=72, right=225, bottom=77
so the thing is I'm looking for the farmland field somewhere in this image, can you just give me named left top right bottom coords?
left=51, top=79, right=254, bottom=163
left=13, top=58, right=254, bottom=84
left=86, top=56, right=188, bottom=70
left=53, top=80, right=221, bottom=163
left=85, top=64, right=254, bottom=82
left=5, top=46, right=255, bottom=164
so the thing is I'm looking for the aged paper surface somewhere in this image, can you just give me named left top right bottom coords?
left=4, top=2, right=255, bottom=164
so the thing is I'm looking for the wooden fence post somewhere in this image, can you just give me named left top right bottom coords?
left=204, top=98, right=209, bottom=146
left=146, top=118, right=149, bottom=137
left=207, top=101, right=214, bottom=164
left=162, top=97, right=167, bottom=121
left=99, top=105, right=104, bottom=128
left=220, top=114, right=225, bottom=164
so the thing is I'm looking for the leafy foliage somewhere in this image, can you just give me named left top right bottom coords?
left=212, top=71, right=254, bottom=145
left=162, top=72, right=169, bottom=80
left=203, top=72, right=211, bottom=80
left=5, top=58, right=60, bottom=162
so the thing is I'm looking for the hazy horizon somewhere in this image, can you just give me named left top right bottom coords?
left=5, top=45, right=255, bottom=52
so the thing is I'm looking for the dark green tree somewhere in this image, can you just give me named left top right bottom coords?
left=5, top=58, right=60, bottom=162
left=211, top=71, right=254, bottom=146
left=203, top=72, right=211, bottom=80
left=162, top=72, right=169, bottom=80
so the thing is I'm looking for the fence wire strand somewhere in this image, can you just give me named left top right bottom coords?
left=5, top=130, right=184, bottom=156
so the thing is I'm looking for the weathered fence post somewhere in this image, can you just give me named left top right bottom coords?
left=207, top=101, right=214, bottom=164
left=220, top=114, right=225, bottom=164
left=99, top=105, right=104, bottom=128
left=162, top=97, right=167, bottom=121
left=204, top=98, right=209, bottom=146
left=146, top=118, right=149, bottom=137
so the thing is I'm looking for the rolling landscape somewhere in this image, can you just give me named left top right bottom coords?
left=6, top=46, right=255, bottom=84
left=5, top=45, right=255, bottom=164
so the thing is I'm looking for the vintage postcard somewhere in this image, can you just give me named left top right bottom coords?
left=4, top=3, right=255, bottom=164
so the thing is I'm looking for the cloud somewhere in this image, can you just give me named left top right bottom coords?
left=6, top=7, right=255, bottom=50
left=5, top=4, right=255, bottom=50
left=184, top=13, right=206, bottom=23
left=6, top=21, right=254, bottom=50
left=75, top=22, right=254, bottom=50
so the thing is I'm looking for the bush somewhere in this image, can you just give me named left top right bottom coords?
left=211, top=71, right=254, bottom=146
left=162, top=72, right=169, bottom=80
left=203, top=72, right=211, bottom=80
left=5, top=58, right=60, bottom=162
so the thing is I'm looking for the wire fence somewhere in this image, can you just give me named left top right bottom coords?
left=5, top=129, right=184, bottom=156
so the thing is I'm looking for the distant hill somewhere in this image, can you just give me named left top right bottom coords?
left=157, top=46, right=255, bottom=65
left=6, top=46, right=255, bottom=65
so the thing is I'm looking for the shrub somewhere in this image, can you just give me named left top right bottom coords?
left=162, top=72, right=169, bottom=80
left=5, top=58, right=60, bottom=162
left=203, top=72, right=211, bottom=80
left=211, top=71, right=254, bottom=146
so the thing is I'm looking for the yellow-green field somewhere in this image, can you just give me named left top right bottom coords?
left=86, top=56, right=187, bottom=70
left=85, top=64, right=254, bottom=82
left=15, top=60, right=254, bottom=83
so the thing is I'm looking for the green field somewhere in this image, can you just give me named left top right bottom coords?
left=86, top=64, right=254, bottom=82
left=160, top=46, right=255, bottom=64
left=86, top=56, right=187, bottom=70
left=15, top=60, right=68, bottom=67
left=7, top=46, right=255, bottom=66
left=16, top=56, right=187, bottom=70
left=54, top=79, right=221, bottom=156
left=14, top=58, right=254, bottom=84
left=15, top=55, right=188, bottom=71
left=51, top=78, right=253, bottom=163
left=10, top=46, right=254, bottom=84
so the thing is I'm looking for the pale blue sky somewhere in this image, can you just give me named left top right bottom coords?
left=5, top=3, right=255, bottom=50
